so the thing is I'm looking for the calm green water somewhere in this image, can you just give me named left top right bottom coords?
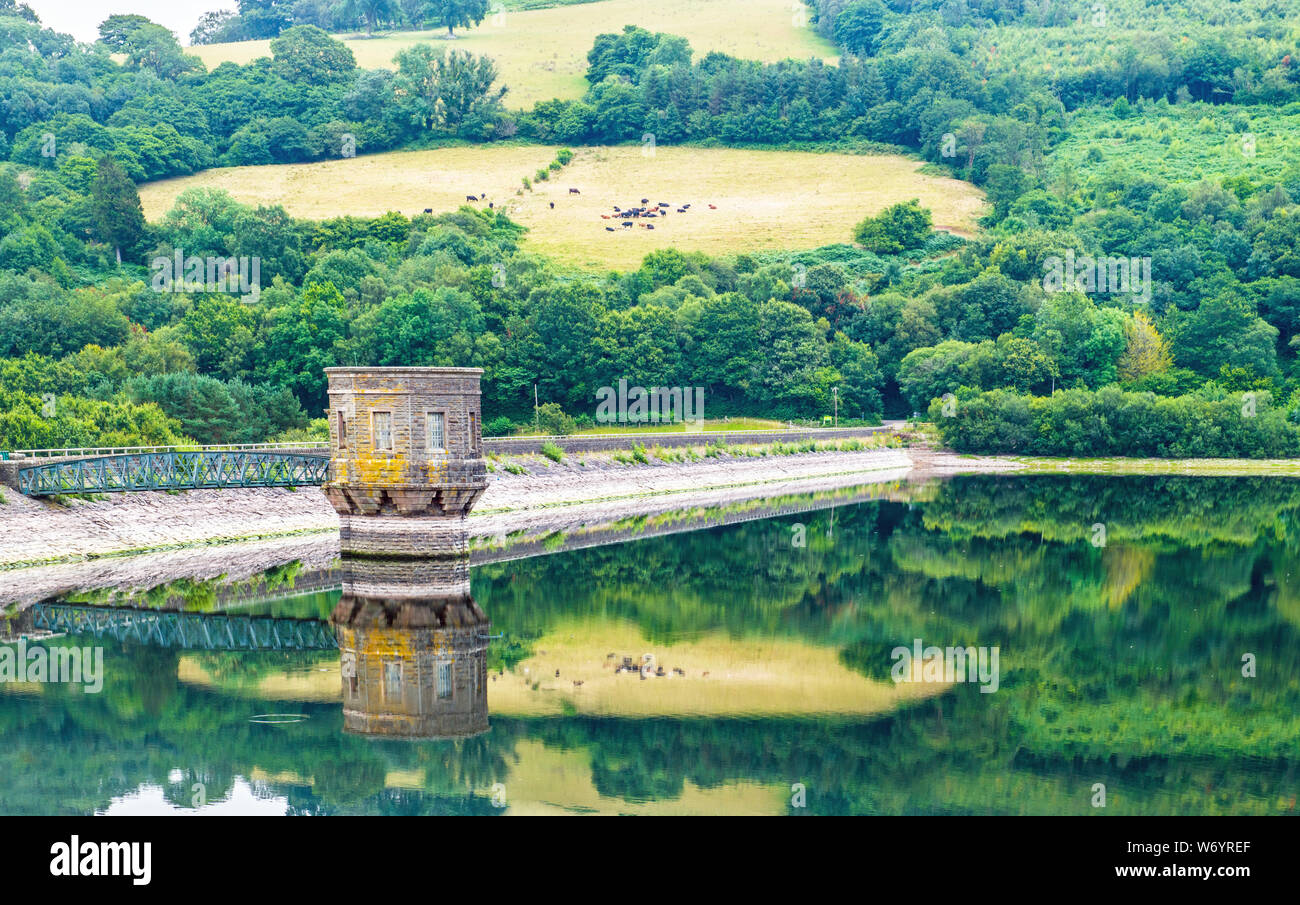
left=2, top=474, right=1298, bottom=815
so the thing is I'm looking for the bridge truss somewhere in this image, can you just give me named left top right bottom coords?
left=16, top=450, right=330, bottom=496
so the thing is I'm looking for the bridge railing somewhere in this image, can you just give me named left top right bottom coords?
left=4, top=441, right=327, bottom=459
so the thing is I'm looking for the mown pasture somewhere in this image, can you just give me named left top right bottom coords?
left=138, top=144, right=986, bottom=270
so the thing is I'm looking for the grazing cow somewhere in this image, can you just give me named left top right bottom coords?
left=601, top=214, right=610, bottom=219
left=467, top=195, right=478, bottom=201
left=549, top=201, right=554, bottom=209
left=613, top=206, right=621, bottom=212
left=659, top=201, right=670, bottom=207
left=606, top=226, right=615, bottom=232
left=640, top=197, right=649, bottom=204
left=423, top=208, right=433, bottom=214
left=569, top=188, right=581, bottom=194
left=683, top=204, right=691, bottom=209
left=646, top=224, right=655, bottom=230
left=676, top=208, right=685, bottom=213
left=622, top=222, right=634, bottom=228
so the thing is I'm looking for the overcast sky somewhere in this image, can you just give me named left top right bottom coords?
left=24, top=0, right=230, bottom=46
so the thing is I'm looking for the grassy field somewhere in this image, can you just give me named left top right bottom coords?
left=190, top=0, right=837, bottom=110
left=138, top=145, right=986, bottom=269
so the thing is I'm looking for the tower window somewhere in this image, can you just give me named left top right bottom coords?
left=437, top=662, right=453, bottom=699
left=373, top=411, right=393, bottom=450
left=336, top=411, right=347, bottom=449
left=427, top=412, right=446, bottom=451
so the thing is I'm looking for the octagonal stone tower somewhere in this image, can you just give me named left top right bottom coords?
left=323, top=367, right=487, bottom=556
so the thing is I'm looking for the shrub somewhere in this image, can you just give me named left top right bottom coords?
left=932, top=387, right=1300, bottom=458
left=485, top=415, right=516, bottom=437
left=536, top=402, right=577, bottom=435
left=541, top=440, right=564, bottom=462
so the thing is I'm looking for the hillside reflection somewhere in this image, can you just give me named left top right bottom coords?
left=1, top=475, right=1297, bottom=815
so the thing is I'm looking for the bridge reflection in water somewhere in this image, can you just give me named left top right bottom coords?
left=332, top=522, right=490, bottom=740
left=30, top=604, right=337, bottom=651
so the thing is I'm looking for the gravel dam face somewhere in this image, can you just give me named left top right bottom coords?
left=0, top=449, right=915, bottom=574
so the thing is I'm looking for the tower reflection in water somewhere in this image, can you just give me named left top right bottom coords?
left=321, top=366, right=492, bottom=741
left=331, top=522, right=490, bottom=739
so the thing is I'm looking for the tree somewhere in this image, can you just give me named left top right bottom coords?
left=190, top=10, right=238, bottom=44
left=1169, top=294, right=1279, bottom=378
left=259, top=282, right=348, bottom=411
left=427, top=0, right=490, bottom=38
left=97, top=14, right=199, bottom=78
left=833, top=0, right=887, bottom=56
left=91, top=156, right=146, bottom=266
left=897, top=340, right=997, bottom=410
left=1117, top=311, right=1172, bottom=382
left=333, top=0, right=396, bottom=36
left=1031, top=292, right=1126, bottom=388
left=393, top=45, right=506, bottom=135
left=853, top=199, right=932, bottom=254
left=270, top=25, right=357, bottom=83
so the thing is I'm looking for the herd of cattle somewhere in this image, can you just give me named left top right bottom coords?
left=580, top=190, right=719, bottom=233
left=416, top=189, right=717, bottom=230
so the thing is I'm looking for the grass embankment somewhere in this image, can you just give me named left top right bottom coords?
left=486, top=432, right=905, bottom=473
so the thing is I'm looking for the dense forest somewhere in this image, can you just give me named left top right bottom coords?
left=1, top=0, right=1299, bottom=450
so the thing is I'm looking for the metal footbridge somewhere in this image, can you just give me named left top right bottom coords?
left=13, top=448, right=329, bottom=496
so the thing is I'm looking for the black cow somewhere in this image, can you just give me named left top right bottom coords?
left=569, top=188, right=581, bottom=194
left=466, top=195, right=478, bottom=201
left=423, top=208, right=433, bottom=213
left=606, top=226, right=615, bottom=231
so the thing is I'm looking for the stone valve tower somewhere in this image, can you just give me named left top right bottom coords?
left=322, top=367, right=487, bottom=556
left=324, top=367, right=492, bottom=739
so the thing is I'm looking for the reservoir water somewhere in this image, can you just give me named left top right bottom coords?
left=2, top=474, right=1296, bottom=815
